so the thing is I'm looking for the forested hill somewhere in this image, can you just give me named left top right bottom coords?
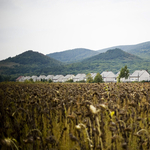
left=85, top=48, right=142, bottom=61
left=47, top=48, right=99, bottom=63
left=0, top=50, right=63, bottom=80
left=47, top=41, right=150, bottom=63
left=125, top=41, right=150, bottom=59
left=98, top=41, right=150, bottom=60
left=3, top=50, right=62, bottom=66
left=61, top=48, right=146, bottom=75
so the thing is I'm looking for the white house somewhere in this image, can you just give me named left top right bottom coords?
left=37, top=75, right=46, bottom=81
left=90, top=73, right=97, bottom=79
left=53, top=75, right=64, bottom=82
left=62, top=74, right=75, bottom=82
left=45, top=75, right=54, bottom=81
left=31, top=75, right=38, bottom=82
left=23, top=76, right=31, bottom=81
left=130, top=70, right=150, bottom=82
left=16, top=76, right=24, bottom=82
left=101, top=71, right=116, bottom=82
left=73, top=74, right=86, bottom=82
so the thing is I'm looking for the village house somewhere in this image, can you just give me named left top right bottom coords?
left=37, top=75, right=46, bottom=81
left=129, top=70, right=150, bottom=82
left=62, top=74, right=75, bottom=82
left=23, top=76, right=31, bottom=81
left=90, top=73, right=97, bottom=79
left=16, top=76, right=24, bottom=82
left=45, top=75, right=54, bottom=81
left=73, top=74, right=86, bottom=82
left=16, top=69, right=150, bottom=83
left=31, top=75, right=38, bottom=82
left=53, top=75, right=64, bottom=82
left=101, top=71, right=116, bottom=82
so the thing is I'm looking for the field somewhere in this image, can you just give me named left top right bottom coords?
left=0, top=82, right=150, bottom=150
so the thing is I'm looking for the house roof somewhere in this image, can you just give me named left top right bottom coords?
left=115, top=71, right=120, bottom=77
left=90, top=73, right=97, bottom=79
left=64, top=74, right=74, bottom=79
left=53, top=75, right=64, bottom=80
left=38, top=75, right=46, bottom=79
left=101, top=71, right=115, bottom=78
left=130, top=70, right=147, bottom=77
left=57, top=76, right=65, bottom=82
left=16, top=76, right=24, bottom=81
left=45, top=75, right=54, bottom=79
left=31, top=75, right=37, bottom=79
left=24, top=76, right=31, bottom=80
left=73, top=74, right=86, bottom=79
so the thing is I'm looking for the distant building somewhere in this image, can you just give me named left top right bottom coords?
left=53, top=75, right=64, bottom=82
left=130, top=70, right=150, bottom=82
left=90, top=73, right=97, bottom=79
left=45, top=75, right=54, bottom=81
left=101, top=71, right=116, bottom=82
left=31, top=75, right=38, bottom=82
left=16, top=69, right=150, bottom=83
left=16, top=76, right=24, bottom=82
left=23, top=76, right=31, bottom=81
left=62, top=74, right=74, bottom=82
left=73, top=74, right=86, bottom=82
left=37, top=75, right=46, bottom=81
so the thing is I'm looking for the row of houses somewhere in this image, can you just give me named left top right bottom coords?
left=102, top=70, right=150, bottom=82
left=16, top=70, right=150, bottom=83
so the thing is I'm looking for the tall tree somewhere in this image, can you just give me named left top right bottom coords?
left=86, top=73, right=94, bottom=83
left=94, top=73, right=103, bottom=83
left=118, top=65, right=129, bottom=82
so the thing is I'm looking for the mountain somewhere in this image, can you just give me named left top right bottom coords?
left=1, top=42, right=150, bottom=81
left=62, top=48, right=144, bottom=74
left=86, top=48, right=141, bottom=61
left=2, top=50, right=62, bottom=66
left=0, top=50, right=62, bottom=79
left=125, top=41, right=150, bottom=59
left=98, top=41, right=150, bottom=59
left=47, top=41, right=150, bottom=63
left=47, top=48, right=99, bottom=63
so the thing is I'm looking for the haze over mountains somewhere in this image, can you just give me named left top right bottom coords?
left=0, top=41, right=150, bottom=81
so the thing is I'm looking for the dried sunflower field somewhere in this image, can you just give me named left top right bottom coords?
left=1, top=82, right=150, bottom=150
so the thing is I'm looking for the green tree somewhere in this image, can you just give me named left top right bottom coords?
left=29, top=78, right=34, bottom=82
left=49, top=79, right=53, bottom=83
left=118, top=65, right=129, bottom=82
left=86, top=73, right=94, bottom=83
left=94, top=73, right=103, bottom=83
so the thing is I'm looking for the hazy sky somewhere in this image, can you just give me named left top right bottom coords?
left=0, top=0, right=150, bottom=60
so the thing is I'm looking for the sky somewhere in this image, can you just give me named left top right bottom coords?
left=0, top=0, right=150, bottom=60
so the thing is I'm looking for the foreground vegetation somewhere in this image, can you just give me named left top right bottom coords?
left=0, top=82, right=150, bottom=149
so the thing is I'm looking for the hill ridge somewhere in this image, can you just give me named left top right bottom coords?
left=1, top=50, right=62, bottom=66
left=83, top=48, right=142, bottom=62
left=98, top=41, right=150, bottom=59
left=47, top=48, right=99, bottom=63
